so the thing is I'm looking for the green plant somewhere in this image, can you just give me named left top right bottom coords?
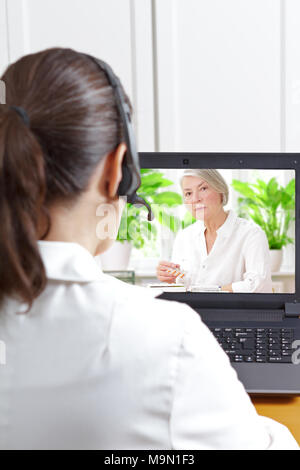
left=231, top=177, right=295, bottom=250
left=117, top=169, right=181, bottom=249
left=117, top=169, right=195, bottom=249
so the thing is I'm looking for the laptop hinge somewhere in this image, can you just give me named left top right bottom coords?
left=285, top=303, right=300, bottom=318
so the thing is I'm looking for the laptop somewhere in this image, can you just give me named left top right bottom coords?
left=136, top=152, right=300, bottom=395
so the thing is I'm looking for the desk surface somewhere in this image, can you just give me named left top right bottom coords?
left=252, top=396, right=300, bottom=445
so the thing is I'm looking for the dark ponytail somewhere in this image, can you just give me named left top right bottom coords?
left=0, top=107, right=46, bottom=308
left=0, top=48, right=131, bottom=310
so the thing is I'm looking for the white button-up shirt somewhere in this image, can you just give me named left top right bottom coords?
left=0, top=241, right=297, bottom=450
left=171, top=210, right=273, bottom=292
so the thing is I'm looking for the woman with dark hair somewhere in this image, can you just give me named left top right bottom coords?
left=0, top=48, right=297, bottom=450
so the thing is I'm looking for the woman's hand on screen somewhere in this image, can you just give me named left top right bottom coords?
left=156, top=261, right=181, bottom=283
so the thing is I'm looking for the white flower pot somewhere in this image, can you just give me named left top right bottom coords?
left=98, top=241, right=132, bottom=271
left=269, top=249, right=283, bottom=273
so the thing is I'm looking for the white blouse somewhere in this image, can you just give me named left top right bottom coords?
left=0, top=241, right=297, bottom=449
left=171, top=210, right=273, bottom=292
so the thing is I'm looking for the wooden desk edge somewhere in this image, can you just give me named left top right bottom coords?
left=251, top=396, right=300, bottom=445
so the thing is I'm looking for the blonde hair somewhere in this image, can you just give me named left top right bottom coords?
left=180, top=169, right=229, bottom=206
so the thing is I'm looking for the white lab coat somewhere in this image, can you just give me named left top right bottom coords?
left=0, top=241, right=297, bottom=450
left=171, top=209, right=273, bottom=292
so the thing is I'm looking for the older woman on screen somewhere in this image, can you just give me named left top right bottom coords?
left=156, top=169, right=272, bottom=293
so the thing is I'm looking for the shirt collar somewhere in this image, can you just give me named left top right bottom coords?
left=197, top=209, right=237, bottom=238
left=38, top=241, right=103, bottom=282
left=37, top=240, right=163, bottom=298
left=216, top=209, right=237, bottom=238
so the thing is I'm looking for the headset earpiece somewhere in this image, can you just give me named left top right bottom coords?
left=117, top=158, right=132, bottom=197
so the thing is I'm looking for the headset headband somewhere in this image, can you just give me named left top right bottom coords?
left=83, top=54, right=153, bottom=221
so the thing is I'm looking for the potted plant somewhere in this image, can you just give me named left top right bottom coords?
left=231, top=177, right=295, bottom=272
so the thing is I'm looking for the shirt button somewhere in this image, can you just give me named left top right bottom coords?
left=202, top=265, right=206, bottom=269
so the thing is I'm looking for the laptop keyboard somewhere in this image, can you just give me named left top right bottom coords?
left=210, top=327, right=294, bottom=363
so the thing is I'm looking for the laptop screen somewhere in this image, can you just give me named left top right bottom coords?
left=101, top=153, right=299, bottom=309
left=127, top=165, right=295, bottom=294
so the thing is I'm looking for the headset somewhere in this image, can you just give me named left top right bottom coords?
left=83, top=53, right=154, bottom=222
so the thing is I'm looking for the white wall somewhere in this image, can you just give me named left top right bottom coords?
left=154, top=0, right=282, bottom=152
left=0, top=0, right=9, bottom=76
left=285, top=0, right=300, bottom=152
left=0, top=0, right=156, bottom=150
left=0, top=0, right=299, bottom=152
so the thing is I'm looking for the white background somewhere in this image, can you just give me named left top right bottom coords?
left=1, top=0, right=300, bottom=152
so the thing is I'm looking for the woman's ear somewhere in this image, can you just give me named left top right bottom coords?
left=101, top=143, right=127, bottom=200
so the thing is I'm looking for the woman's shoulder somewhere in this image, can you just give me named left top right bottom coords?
left=113, top=278, right=194, bottom=320
left=234, top=214, right=267, bottom=242
left=99, top=278, right=202, bottom=357
left=83, top=273, right=196, bottom=326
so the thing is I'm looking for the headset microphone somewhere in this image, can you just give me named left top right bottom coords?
left=83, top=54, right=154, bottom=222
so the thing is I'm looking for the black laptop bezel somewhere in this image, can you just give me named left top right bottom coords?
left=139, top=152, right=299, bottom=311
